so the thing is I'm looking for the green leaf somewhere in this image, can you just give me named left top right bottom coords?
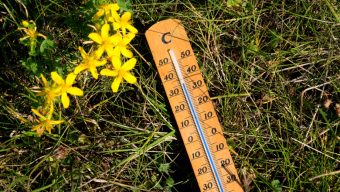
left=19, top=38, right=30, bottom=46
left=319, top=108, right=330, bottom=124
left=29, top=61, right=38, bottom=74
left=29, top=40, right=37, bottom=56
left=21, top=58, right=38, bottom=74
left=247, top=39, right=259, bottom=53
left=270, top=30, right=280, bottom=49
left=165, top=177, right=174, bottom=187
left=227, top=0, right=242, bottom=7
left=151, top=175, right=157, bottom=182
left=40, top=39, right=55, bottom=53
left=158, top=163, right=170, bottom=174
left=22, top=131, right=38, bottom=137
left=117, top=0, right=132, bottom=12
left=271, top=179, right=282, bottom=192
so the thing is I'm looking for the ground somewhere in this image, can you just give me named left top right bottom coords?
left=0, top=0, right=339, bottom=191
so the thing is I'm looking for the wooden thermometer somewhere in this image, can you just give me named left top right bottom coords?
left=145, top=19, right=243, bottom=192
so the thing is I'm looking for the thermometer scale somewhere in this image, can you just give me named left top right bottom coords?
left=145, top=19, right=243, bottom=192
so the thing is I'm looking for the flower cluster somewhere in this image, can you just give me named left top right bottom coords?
left=25, top=3, right=138, bottom=136
left=19, top=20, right=47, bottom=42
left=88, top=3, right=138, bottom=92
left=19, top=20, right=47, bottom=55
left=32, top=72, right=83, bottom=136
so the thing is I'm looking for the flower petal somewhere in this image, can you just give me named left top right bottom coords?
left=123, top=33, right=135, bottom=44
left=108, top=34, right=121, bottom=44
left=111, top=57, right=122, bottom=69
left=110, top=4, right=120, bottom=11
left=101, top=24, right=110, bottom=39
left=113, top=22, right=121, bottom=30
left=45, top=125, right=53, bottom=134
left=74, top=64, right=88, bottom=74
left=94, top=47, right=104, bottom=58
left=52, top=87, right=62, bottom=96
left=88, top=33, right=103, bottom=44
left=50, top=120, right=64, bottom=125
left=66, top=73, right=77, bottom=85
left=95, top=59, right=107, bottom=67
left=121, top=27, right=127, bottom=35
left=40, top=74, right=48, bottom=86
left=19, top=36, right=30, bottom=41
left=67, top=87, right=83, bottom=96
left=121, top=48, right=133, bottom=58
left=111, top=11, right=120, bottom=22
left=106, top=47, right=115, bottom=57
left=79, top=46, right=87, bottom=59
left=32, top=125, right=44, bottom=136
left=32, top=109, right=45, bottom=119
left=37, top=33, right=47, bottom=39
left=112, top=46, right=122, bottom=57
left=121, top=12, right=131, bottom=22
left=127, top=24, right=138, bottom=34
left=51, top=72, right=64, bottom=85
left=93, top=9, right=104, bottom=20
left=32, top=124, right=41, bottom=131
left=111, top=77, right=122, bottom=92
left=123, top=72, right=137, bottom=84
left=61, top=92, right=70, bottom=109
left=47, top=104, right=54, bottom=119
left=89, top=67, right=99, bottom=79
left=107, top=16, right=114, bottom=23
left=122, top=58, right=137, bottom=71
left=100, top=69, right=117, bottom=77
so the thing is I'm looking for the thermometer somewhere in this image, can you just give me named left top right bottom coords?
left=145, top=19, right=243, bottom=192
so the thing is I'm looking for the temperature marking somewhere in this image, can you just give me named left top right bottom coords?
left=169, top=49, right=224, bottom=192
left=145, top=19, right=244, bottom=192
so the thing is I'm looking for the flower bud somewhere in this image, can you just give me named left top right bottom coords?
left=22, top=20, right=29, bottom=27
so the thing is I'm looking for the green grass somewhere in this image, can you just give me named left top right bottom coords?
left=1, top=0, right=339, bottom=191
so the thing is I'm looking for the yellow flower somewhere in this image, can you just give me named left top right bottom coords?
left=93, top=3, right=119, bottom=21
left=88, top=24, right=120, bottom=57
left=111, top=12, right=138, bottom=35
left=100, top=57, right=137, bottom=92
left=74, top=47, right=107, bottom=79
left=36, top=74, right=59, bottom=105
left=18, top=20, right=47, bottom=41
left=112, top=33, right=135, bottom=58
left=31, top=105, right=63, bottom=136
left=51, top=72, right=84, bottom=109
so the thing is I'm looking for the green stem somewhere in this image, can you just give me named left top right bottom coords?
left=325, top=0, right=340, bottom=22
